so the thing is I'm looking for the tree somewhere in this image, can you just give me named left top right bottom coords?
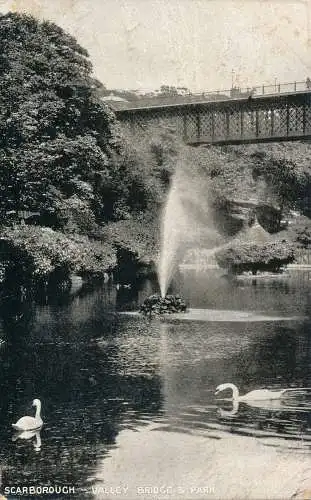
left=0, top=12, right=120, bottom=224
left=98, top=122, right=183, bottom=221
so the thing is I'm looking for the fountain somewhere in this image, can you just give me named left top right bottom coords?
left=140, top=163, right=223, bottom=316
left=157, top=165, right=222, bottom=298
left=138, top=160, right=302, bottom=322
left=157, top=171, right=188, bottom=298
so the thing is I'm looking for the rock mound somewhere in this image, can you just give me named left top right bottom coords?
left=140, top=294, right=187, bottom=316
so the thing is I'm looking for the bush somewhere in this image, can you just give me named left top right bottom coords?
left=0, top=225, right=116, bottom=285
left=215, top=241, right=295, bottom=275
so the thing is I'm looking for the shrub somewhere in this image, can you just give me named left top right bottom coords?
left=215, top=241, right=295, bottom=275
left=0, top=225, right=116, bottom=285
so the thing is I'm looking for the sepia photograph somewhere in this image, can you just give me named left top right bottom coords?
left=0, top=0, right=310, bottom=499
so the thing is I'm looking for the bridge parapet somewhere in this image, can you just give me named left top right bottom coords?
left=111, top=80, right=310, bottom=112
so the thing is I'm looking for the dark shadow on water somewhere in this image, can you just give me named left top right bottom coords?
left=0, top=338, right=163, bottom=491
left=116, top=285, right=139, bottom=312
left=0, top=287, right=163, bottom=492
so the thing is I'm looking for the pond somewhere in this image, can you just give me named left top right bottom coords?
left=0, top=269, right=310, bottom=499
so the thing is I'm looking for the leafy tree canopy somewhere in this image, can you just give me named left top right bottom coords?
left=0, top=12, right=120, bottom=222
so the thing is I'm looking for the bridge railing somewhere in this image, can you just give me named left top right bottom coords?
left=111, top=80, right=311, bottom=110
left=246, top=81, right=309, bottom=97
left=201, top=81, right=310, bottom=98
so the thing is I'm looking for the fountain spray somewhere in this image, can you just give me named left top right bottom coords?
left=157, top=165, right=222, bottom=298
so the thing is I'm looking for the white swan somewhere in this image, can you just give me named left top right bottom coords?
left=12, top=399, right=43, bottom=431
left=215, top=383, right=292, bottom=401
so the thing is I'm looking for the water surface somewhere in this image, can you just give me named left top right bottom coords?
left=0, top=270, right=310, bottom=499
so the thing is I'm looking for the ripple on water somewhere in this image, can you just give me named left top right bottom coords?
left=119, top=308, right=303, bottom=322
left=167, top=308, right=304, bottom=322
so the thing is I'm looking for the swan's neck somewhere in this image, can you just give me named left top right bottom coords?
left=35, top=402, right=41, bottom=420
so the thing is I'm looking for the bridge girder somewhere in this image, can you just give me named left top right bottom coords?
left=115, top=91, right=311, bottom=146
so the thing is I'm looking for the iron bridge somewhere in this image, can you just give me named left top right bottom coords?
left=114, top=87, right=311, bottom=145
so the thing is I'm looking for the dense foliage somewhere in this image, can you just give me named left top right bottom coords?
left=0, top=225, right=116, bottom=285
left=229, top=144, right=311, bottom=211
left=98, top=123, right=180, bottom=222
left=215, top=241, right=295, bottom=275
left=188, top=143, right=311, bottom=237
left=0, top=12, right=121, bottom=226
left=1, top=14, right=311, bottom=291
left=140, top=294, right=187, bottom=316
left=0, top=12, right=184, bottom=230
left=0, top=13, right=184, bottom=289
left=280, top=215, right=311, bottom=248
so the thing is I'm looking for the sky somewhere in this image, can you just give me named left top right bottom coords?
left=0, top=0, right=311, bottom=92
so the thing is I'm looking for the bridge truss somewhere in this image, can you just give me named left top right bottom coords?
left=115, top=91, right=311, bottom=145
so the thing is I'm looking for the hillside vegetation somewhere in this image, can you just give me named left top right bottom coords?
left=1, top=13, right=311, bottom=289
left=0, top=12, right=184, bottom=289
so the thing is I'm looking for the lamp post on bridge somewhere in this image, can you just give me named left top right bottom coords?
left=231, top=69, right=235, bottom=89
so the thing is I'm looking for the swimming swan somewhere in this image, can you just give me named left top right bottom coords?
left=12, top=399, right=43, bottom=431
left=215, top=383, right=297, bottom=401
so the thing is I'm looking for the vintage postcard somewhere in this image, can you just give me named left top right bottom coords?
left=0, top=1, right=310, bottom=499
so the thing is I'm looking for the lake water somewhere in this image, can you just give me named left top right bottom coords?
left=0, top=270, right=311, bottom=499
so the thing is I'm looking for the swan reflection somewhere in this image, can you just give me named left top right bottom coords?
left=217, top=398, right=311, bottom=417
left=12, top=429, right=42, bottom=451
left=217, top=400, right=239, bottom=417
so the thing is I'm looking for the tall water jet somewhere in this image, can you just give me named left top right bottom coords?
left=157, top=163, right=222, bottom=298
left=157, top=172, right=187, bottom=298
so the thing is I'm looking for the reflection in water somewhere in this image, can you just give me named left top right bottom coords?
left=0, top=271, right=310, bottom=498
left=218, top=395, right=311, bottom=415
left=116, top=285, right=139, bottom=312
left=217, top=400, right=240, bottom=417
left=152, top=323, right=311, bottom=454
left=175, top=269, right=311, bottom=315
left=0, top=304, right=163, bottom=492
left=166, top=308, right=303, bottom=322
left=12, top=429, right=42, bottom=452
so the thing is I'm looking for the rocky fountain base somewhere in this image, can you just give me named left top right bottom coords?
left=139, top=294, right=187, bottom=316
